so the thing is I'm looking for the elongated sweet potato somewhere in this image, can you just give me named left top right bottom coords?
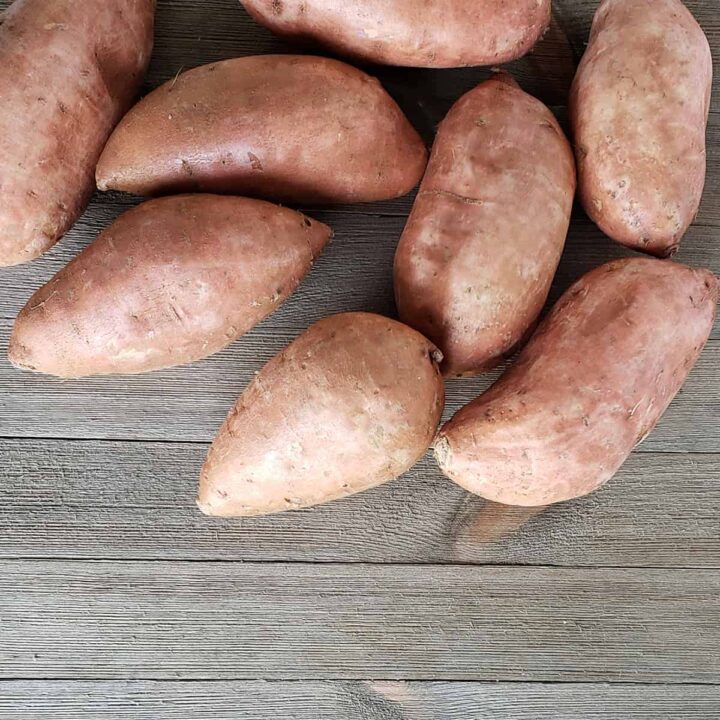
left=395, top=74, right=576, bottom=377
left=96, top=55, right=427, bottom=204
left=570, top=0, right=712, bottom=257
left=9, top=195, right=331, bottom=377
left=0, top=0, right=154, bottom=266
left=435, top=258, right=718, bottom=506
left=240, top=0, right=550, bottom=69
left=198, top=313, right=445, bottom=517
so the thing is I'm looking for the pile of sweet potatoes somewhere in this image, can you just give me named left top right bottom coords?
left=1, top=0, right=717, bottom=518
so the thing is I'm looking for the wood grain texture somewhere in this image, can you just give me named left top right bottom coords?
left=1, top=561, right=718, bottom=682
left=1, top=323, right=716, bottom=449
left=0, top=0, right=718, bottom=707
left=1, top=205, right=718, bottom=327
left=1, top=681, right=719, bottom=720
left=1, top=439, right=718, bottom=567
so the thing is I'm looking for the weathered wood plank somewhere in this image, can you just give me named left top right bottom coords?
left=1, top=439, right=718, bottom=568
left=1, top=561, right=718, bottom=682
left=0, top=318, right=716, bottom=449
left=1, top=680, right=718, bottom=719
left=1, top=206, right=719, bottom=328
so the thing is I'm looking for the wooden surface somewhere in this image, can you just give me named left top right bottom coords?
left=0, top=0, right=718, bottom=717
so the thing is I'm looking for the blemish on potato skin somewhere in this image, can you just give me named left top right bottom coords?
left=247, top=152, right=263, bottom=171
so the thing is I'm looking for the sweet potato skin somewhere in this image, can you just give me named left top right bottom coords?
left=240, top=0, right=550, bottom=69
left=570, top=0, right=712, bottom=257
left=198, top=313, right=445, bottom=517
left=394, top=74, right=576, bottom=377
left=96, top=55, right=427, bottom=204
left=0, top=0, right=154, bottom=266
left=435, top=258, right=718, bottom=506
left=8, top=195, right=331, bottom=378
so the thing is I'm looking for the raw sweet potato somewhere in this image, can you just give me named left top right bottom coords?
left=240, top=0, right=550, bottom=69
left=9, top=195, right=331, bottom=377
left=96, top=55, right=427, bottom=204
left=198, top=312, right=445, bottom=517
left=570, top=0, right=712, bottom=257
left=395, top=74, right=576, bottom=377
left=0, top=0, right=154, bottom=266
left=435, top=258, right=718, bottom=506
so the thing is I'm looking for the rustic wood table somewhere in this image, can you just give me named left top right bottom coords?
left=0, top=1, right=718, bottom=717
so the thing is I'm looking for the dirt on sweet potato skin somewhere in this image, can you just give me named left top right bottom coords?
left=435, top=258, right=718, bottom=507
left=395, top=73, right=576, bottom=378
left=240, top=0, right=551, bottom=69
left=570, top=0, right=712, bottom=257
left=0, top=0, right=155, bottom=266
left=198, top=312, right=445, bottom=517
left=8, top=194, right=331, bottom=378
left=96, top=54, right=428, bottom=204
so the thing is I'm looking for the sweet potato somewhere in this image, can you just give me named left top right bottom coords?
left=9, top=195, right=331, bottom=377
left=198, top=313, right=445, bottom=517
left=239, top=0, right=550, bottom=69
left=570, top=0, right=712, bottom=257
left=435, top=258, right=718, bottom=506
left=394, top=74, right=576, bottom=377
left=0, top=0, right=154, bottom=266
left=96, top=55, right=427, bottom=204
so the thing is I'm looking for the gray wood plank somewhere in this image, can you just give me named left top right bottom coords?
left=1, top=205, right=719, bottom=326
left=0, top=318, right=716, bottom=449
left=2, top=203, right=719, bottom=328
left=1, top=680, right=718, bottom=719
left=0, top=561, right=718, bottom=682
left=1, top=439, right=719, bottom=568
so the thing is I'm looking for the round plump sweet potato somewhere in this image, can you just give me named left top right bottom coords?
left=96, top=55, right=428, bottom=204
left=8, top=195, right=331, bottom=378
left=198, top=313, right=445, bottom=517
left=0, top=0, right=154, bottom=266
left=570, top=0, right=712, bottom=258
left=435, top=258, right=718, bottom=507
left=395, top=74, right=576, bottom=377
left=240, top=0, right=550, bottom=69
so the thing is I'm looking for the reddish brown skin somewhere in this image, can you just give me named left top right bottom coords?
left=435, top=258, right=718, bottom=507
left=8, top=195, right=331, bottom=378
left=395, top=74, right=576, bottom=377
left=570, top=0, right=713, bottom=258
left=240, top=0, right=550, bottom=69
left=96, top=55, right=428, bottom=204
left=198, top=313, right=445, bottom=517
left=0, top=0, right=155, bottom=266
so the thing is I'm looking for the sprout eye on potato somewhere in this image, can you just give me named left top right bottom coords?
left=435, top=258, right=718, bottom=507
left=570, top=0, right=712, bottom=257
left=395, top=73, right=576, bottom=378
left=96, top=54, right=428, bottom=205
left=8, top=195, right=331, bottom=378
left=198, top=313, right=445, bottom=517
left=239, top=0, right=551, bottom=69
left=0, top=0, right=155, bottom=267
